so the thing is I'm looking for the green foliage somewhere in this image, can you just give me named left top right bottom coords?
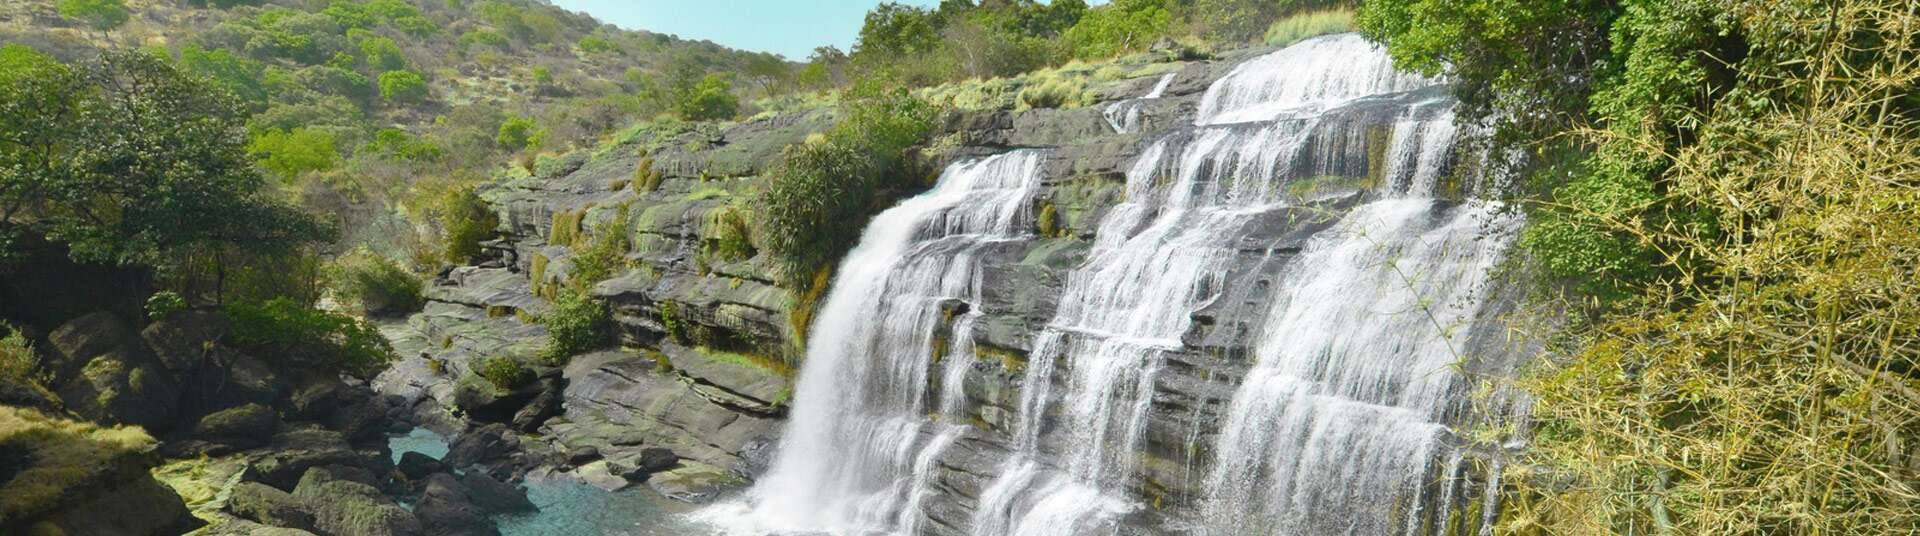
left=363, top=127, right=443, bottom=161
left=0, top=323, right=41, bottom=388
left=459, top=29, right=511, bottom=50
left=495, top=116, right=544, bottom=151
left=58, top=0, right=129, bottom=31
left=1262, top=9, right=1356, bottom=47
left=248, top=127, right=342, bottom=181
left=576, top=35, right=616, bottom=54
left=225, top=298, right=395, bottom=379
left=180, top=46, right=270, bottom=109
left=357, top=35, right=407, bottom=71
left=0, top=48, right=332, bottom=268
left=1063, top=0, right=1172, bottom=59
left=377, top=70, right=428, bottom=103
left=144, top=291, right=188, bottom=320
left=700, top=204, right=754, bottom=263
left=435, top=186, right=499, bottom=263
left=756, top=80, right=938, bottom=286
left=537, top=287, right=612, bottom=364
left=854, top=3, right=941, bottom=58
left=566, top=207, right=632, bottom=288
left=475, top=356, right=531, bottom=390
left=1363, top=0, right=1920, bottom=533
left=673, top=73, right=739, bottom=121
left=328, top=247, right=424, bottom=316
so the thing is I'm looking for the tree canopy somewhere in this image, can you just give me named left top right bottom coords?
left=0, top=47, right=331, bottom=267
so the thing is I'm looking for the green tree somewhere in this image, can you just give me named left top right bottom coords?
left=358, top=35, right=408, bottom=71
left=435, top=186, right=498, bottom=263
left=247, top=128, right=341, bottom=181
left=673, top=73, right=738, bottom=121
left=0, top=48, right=330, bottom=267
left=756, top=79, right=937, bottom=286
left=377, top=70, right=428, bottom=103
left=494, top=116, right=543, bottom=151
left=1062, top=0, right=1172, bottom=59
left=180, top=46, right=270, bottom=110
left=57, top=0, right=129, bottom=31
left=854, top=3, right=941, bottom=59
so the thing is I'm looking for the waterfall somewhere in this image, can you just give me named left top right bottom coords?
left=698, top=150, right=1047, bottom=535
left=1103, top=73, right=1176, bottom=133
left=1196, top=34, right=1431, bottom=126
left=1192, top=36, right=1522, bottom=536
left=702, top=32, right=1523, bottom=536
left=1200, top=200, right=1519, bottom=535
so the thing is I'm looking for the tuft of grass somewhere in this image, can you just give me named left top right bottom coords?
left=1264, top=9, right=1356, bottom=47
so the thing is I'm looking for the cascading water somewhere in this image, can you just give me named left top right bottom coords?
left=698, top=151, right=1048, bottom=535
left=1103, top=73, right=1176, bottom=133
left=705, top=33, right=1522, bottom=536
left=1200, top=199, right=1519, bottom=535
left=1190, top=35, right=1522, bottom=536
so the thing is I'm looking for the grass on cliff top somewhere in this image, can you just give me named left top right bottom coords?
left=1263, top=9, right=1357, bottom=47
left=0, top=407, right=155, bottom=524
left=916, top=52, right=1186, bottom=112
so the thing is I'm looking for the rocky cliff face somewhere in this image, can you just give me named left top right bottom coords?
left=381, top=38, right=1528, bottom=535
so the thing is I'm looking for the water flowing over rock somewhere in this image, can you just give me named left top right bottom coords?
left=701, top=151, right=1049, bottom=534
left=702, top=33, right=1528, bottom=536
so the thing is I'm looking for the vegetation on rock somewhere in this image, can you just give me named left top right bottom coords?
left=1365, top=0, right=1920, bottom=532
left=225, top=298, right=396, bottom=380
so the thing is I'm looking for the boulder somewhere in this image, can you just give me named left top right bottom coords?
left=292, top=466, right=423, bottom=536
left=45, top=311, right=140, bottom=382
left=458, top=471, right=535, bottom=514
left=328, top=396, right=391, bottom=442
left=414, top=473, right=500, bottom=536
left=245, top=428, right=381, bottom=490
left=397, top=451, right=450, bottom=480
left=610, top=447, right=680, bottom=481
left=644, top=461, right=737, bottom=504
left=563, top=445, right=600, bottom=466
left=284, top=378, right=345, bottom=421
left=228, top=481, right=318, bottom=532
left=140, top=310, right=228, bottom=373
left=509, top=381, right=564, bottom=432
left=444, top=423, right=519, bottom=469
left=57, top=351, right=181, bottom=432
left=194, top=352, right=283, bottom=412
left=194, top=403, right=280, bottom=448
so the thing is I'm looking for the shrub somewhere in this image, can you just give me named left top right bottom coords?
left=437, top=186, right=499, bottom=263
left=495, top=116, right=544, bottom=151
left=328, top=248, right=424, bottom=317
left=538, top=288, right=612, bottom=364
left=674, top=73, right=739, bottom=121
left=1015, top=77, right=1093, bottom=110
left=58, top=0, right=129, bottom=30
left=144, top=291, right=187, bottom=320
left=0, top=324, right=41, bottom=388
left=247, top=127, right=341, bottom=181
left=225, top=298, right=396, bottom=379
left=377, top=70, right=428, bottom=103
left=1263, top=9, right=1356, bottom=47
left=756, top=80, right=938, bottom=286
left=701, top=204, right=754, bottom=263
left=475, top=356, right=531, bottom=390
left=631, top=156, right=664, bottom=193
left=566, top=207, right=632, bottom=287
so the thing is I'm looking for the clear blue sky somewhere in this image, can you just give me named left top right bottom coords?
left=549, top=0, right=1102, bottom=60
